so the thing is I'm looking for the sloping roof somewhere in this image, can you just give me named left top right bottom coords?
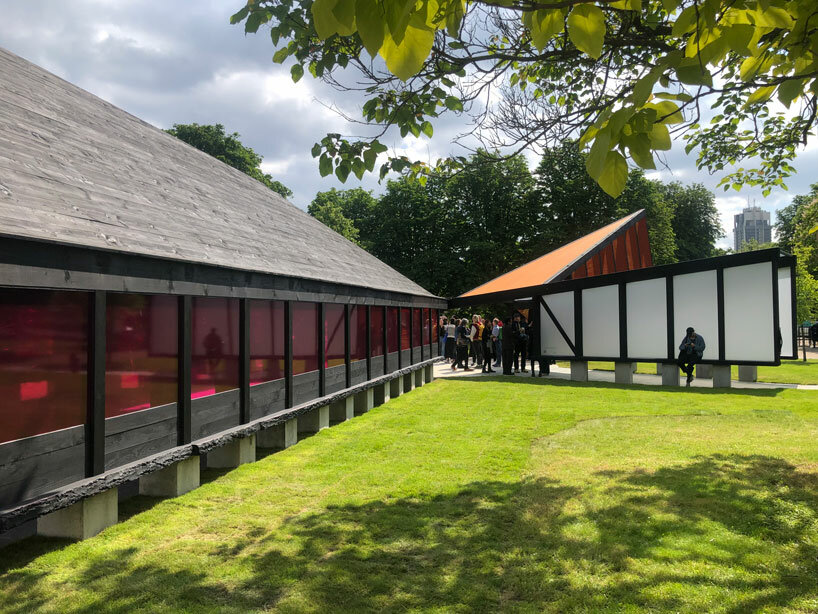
left=459, top=210, right=645, bottom=298
left=0, top=48, right=434, bottom=298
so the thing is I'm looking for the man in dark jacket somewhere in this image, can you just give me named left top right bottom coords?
left=677, top=326, right=706, bottom=386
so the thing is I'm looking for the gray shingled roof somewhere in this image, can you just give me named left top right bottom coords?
left=0, top=47, right=435, bottom=298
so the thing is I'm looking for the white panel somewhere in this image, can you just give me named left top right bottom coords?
left=540, top=291, right=574, bottom=356
left=723, top=262, right=774, bottom=362
left=778, top=267, right=794, bottom=358
left=582, top=285, right=620, bottom=357
left=626, top=278, right=667, bottom=358
left=673, top=271, right=719, bottom=360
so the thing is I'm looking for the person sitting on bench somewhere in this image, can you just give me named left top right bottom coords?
left=677, top=326, right=706, bottom=386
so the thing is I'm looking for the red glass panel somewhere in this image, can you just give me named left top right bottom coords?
left=613, top=235, right=627, bottom=272
left=293, top=302, right=319, bottom=375
left=249, top=299, right=284, bottom=385
left=600, top=244, right=615, bottom=274
left=585, top=253, right=598, bottom=277
left=625, top=227, right=637, bottom=269
left=191, top=297, right=239, bottom=398
left=371, top=307, right=384, bottom=357
left=412, top=309, right=422, bottom=347
left=400, top=307, right=411, bottom=350
left=350, top=305, right=367, bottom=362
left=0, top=289, right=88, bottom=443
left=432, top=310, right=439, bottom=342
left=106, top=294, right=177, bottom=418
left=636, top=219, right=653, bottom=267
left=422, top=308, right=430, bottom=345
left=571, top=263, right=587, bottom=279
left=387, top=307, right=399, bottom=353
left=325, top=304, right=345, bottom=368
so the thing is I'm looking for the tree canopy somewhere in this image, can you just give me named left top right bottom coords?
left=166, top=123, right=293, bottom=198
left=232, top=0, right=818, bottom=197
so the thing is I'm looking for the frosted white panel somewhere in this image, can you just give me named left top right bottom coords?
left=723, top=262, right=774, bottom=362
left=582, top=285, right=619, bottom=357
left=673, top=271, right=718, bottom=360
left=540, top=291, right=574, bottom=356
left=778, top=267, right=794, bottom=358
left=626, top=278, right=667, bottom=358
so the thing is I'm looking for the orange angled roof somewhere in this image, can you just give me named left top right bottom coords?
left=459, top=210, right=644, bottom=298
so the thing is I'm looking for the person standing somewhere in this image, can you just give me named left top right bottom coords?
left=444, top=317, right=457, bottom=363
left=510, top=312, right=526, bottom=374
left=677, top=326, right=706, bottom=386
left=482, top=317, right=495, bottom=373
left=453, top=318, right=472, bottom=371
left=439, top=315, right=448, bottom=357
left=493, top=318, right=503, bottom=368
left=470, top=314, right=484, bottom=368
left=502, top=317, right=515, bottom=374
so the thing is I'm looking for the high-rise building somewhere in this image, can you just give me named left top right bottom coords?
left=734, top=205, right=772, bottom=251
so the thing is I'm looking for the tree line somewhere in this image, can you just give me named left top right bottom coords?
left=309, top=144, right=723, bottom=298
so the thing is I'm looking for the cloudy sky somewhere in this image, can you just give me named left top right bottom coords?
left=2, top=0, right=816, bottom=248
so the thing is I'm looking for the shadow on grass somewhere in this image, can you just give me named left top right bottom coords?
left=446, top=374, right=787, bottom=397
left=1, top=456, right=816, bottom=612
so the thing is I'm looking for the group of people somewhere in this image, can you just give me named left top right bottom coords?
left=438, top=312, right=550, bottom=376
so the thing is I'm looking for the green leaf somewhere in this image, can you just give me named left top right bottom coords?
left=363, top=147, right=378, bottom=171
left=739, top=54, right=773, bottom=81
left=597, top=151, right=629, bottom=197
left=384, top=0, right=416, bottom=44
left=230, top=5, right=250, bottom=25
left=646, top=101, right=683, bottom=124
left=311, top=143, right=322, bottom=158
left=380, top=25, right=435, bottom=81
left=529, top=9, right=565, bottom=51
left=671, top=6, right=698, bottom=36
left=272, top=47, right=290, bottom=64
left=421, top=121, right=434, bottom=137
left=335, top=162, right=351, bottom=182
left=319, top=155, right=333, bottom=177
left=676, top=60, right=713, bottom=86
left=745, top=85, right=776, bottom=106
left=445, top=95, right=464, bottom=112
left=567, top=4, right=606, bottom=60
left=245, top=10, right=269, bottom=33
left=312, top=0, right=354, bottom=39
left=332, top=0, right=357, bottom=33
left=777, top=78, right=806, bottom=108
left=723, top=23, right=754, bottom=54
left=661, top=0, right=680, bottom=11
left=585, top=128, right=611, bottom=179
left=648, top=123, right=671, bottom=150
left=610, top=0, right=641, bottom=10
left=356, top=0, right=386, bottom=57
left=633, top=68, right=662, bottom=106
left=625, top=134, right=655, bottom=169
left=291, top=64, right=304, bottom=82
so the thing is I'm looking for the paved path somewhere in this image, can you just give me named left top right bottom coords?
left=434, top=362, right=818, bottom=391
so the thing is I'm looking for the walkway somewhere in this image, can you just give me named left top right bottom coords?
left=433, top=361, right=818, bottom=391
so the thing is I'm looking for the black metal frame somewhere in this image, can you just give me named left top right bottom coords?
left=85, top=291, right=106, bottom=477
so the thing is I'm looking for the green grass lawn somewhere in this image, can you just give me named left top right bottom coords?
left=556, top=359, right=818, bottom=385
left=2, top=379, right=818, bottom=612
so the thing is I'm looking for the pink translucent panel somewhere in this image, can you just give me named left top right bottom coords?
left=400, top=307, right=411, bottom=350
left=325, top=304, right=345, bottom=368
left=249, top=299, right=284, bottom=385
left=637, top=219, right=653, bottom=268
left=106, top=294, right=177, bottom=418
left=350, top=305, right=367, bottom=362
left=293, top=302, right=319, bottom=375
left=0, top=289, right=88, bottom=443
left=371, top=307, right=384, bottom=357
left=191, top=297, right=239, bottom=398
left=432, top=310, right=439, bottom=342
left=412, top=309, right=422, bottom=347
left=387, top=307, right=399, bottom=353
left=422, top=308, right=430, bottom=345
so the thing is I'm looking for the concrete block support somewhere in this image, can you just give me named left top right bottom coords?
left=298, top=405, right=330, bottom=435
left=696, top=364, right=713, bottom=379
left=38, top=488, right=118, bottom=540
left=390, top=376, right=403, bottom=399
left=615, top=362, right=635, bottom=384
left=403, top=373, right=414, bottom=392
left=139, top=456, right=200, bottom=498
left=414, top=369, right=424, bottom=388
left=656, top=363, right=663, bottom=375
left=330, top=397, right=355, bottom=423
left=570, top=361, right=588, bottom=382
left=424, top=364, right=434, bottom=383
left=661, top=363, right=681, bottom=386
left=738, top=365, right=757, bottom=382
left=208, top=434, right=257, bottom=468
left=257, top=419, right=297, bottom=449
left=713, top=365, right=732, bottom=388
left=355, top=388, right=374, bottom=415
left=373, top=383, right=389, bottom=406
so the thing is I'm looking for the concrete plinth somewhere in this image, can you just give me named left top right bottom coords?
left=403, top=373, right=414, bottom=392
left=390, top=376, right=403, bottom=398
left=713, top=365, right=732, bottom=388
left=424, top=364, right=434, bottom=383
left=414, top=369, right=424, bottom=388
left=330, top=397, right=355, bottom=423
left=355, top=388, right=374, bottom=415
left=570, top=361, right=588, bottom=382
left=38, top=488, right=118, bottom=540
left=207, top=434, right=256, bottom=468
left=139, top=456, right=200, bottom=498
left=257, top=418, right=297, bottom=449
left=615, top=362, right=635, bottom=384
left=661, top=363, right=681, bottom=386
left=298, top=405, right=330, bottom=434
left=373, top=382, right=390, bottom=406
left=738, top=365, right=757, bottom=382
left=656, top=363, right=663, bottom=375
left=696, top=364, right=713, bottom=379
